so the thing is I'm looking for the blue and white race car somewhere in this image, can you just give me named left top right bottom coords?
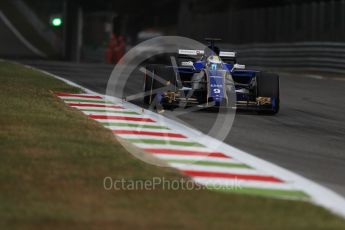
left=143, top=38, right=280, bottom=114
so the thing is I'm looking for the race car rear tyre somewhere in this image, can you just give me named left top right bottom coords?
left=256, top=72, right=280, bottom=115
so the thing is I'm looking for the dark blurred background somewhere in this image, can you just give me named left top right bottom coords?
left=1, top=0, right=345, bottom=72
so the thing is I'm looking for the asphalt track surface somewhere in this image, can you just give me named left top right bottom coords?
left=22, top=60, right=345, bottom=197
left=0, top=15, right=35, bottom=57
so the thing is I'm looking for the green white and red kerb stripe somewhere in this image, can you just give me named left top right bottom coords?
left=55, top=92, right=309, bottom=199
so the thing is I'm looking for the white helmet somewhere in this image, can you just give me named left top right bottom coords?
left=207, top=55, right=222, bottom=64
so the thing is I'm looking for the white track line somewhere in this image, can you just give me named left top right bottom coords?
left=70, top=106, right=126, bottom=112
left=153, top=154, right=239, bottom=163
left=193, top=177, right=300, bottom=191
left=108, top=127, right=172, bottom=133
left=114, top=134, right=188, bottom=141
left=105, top=124, right=170, bottom=129
left=81, top=111, right=148, bottom=118
left=92, top=119, right=159, bottom=126
left=169, top=163, right=270, bottom=176
left=64, top=101, right=115, bottom=105
left=129, top=143, right=206, bottom=151
left=60, top=96, right=109, bottom=102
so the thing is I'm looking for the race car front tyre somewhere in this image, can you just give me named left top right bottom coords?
left=256, top=72, right=280, bottom=115
left=192, top=71, right=207, bottom=104
left=143, top=65, right=176, bottom=107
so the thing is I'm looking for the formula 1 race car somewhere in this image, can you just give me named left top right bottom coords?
left=142, top=38, right=280, bottom=114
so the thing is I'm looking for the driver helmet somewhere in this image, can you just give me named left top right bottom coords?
left=207, top=55, right=222, bottom=64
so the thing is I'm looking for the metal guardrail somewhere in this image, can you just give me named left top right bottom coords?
left=221, top=42, right=345, bottom=74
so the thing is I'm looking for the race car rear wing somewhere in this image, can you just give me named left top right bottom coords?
left=178, top=49, right=204, bottom=56
left=178, top=49, right=237, bottom=64
left=177, top=49, right=204, bottom=63
left=178, top=49, right=236, bottom=56
left=219, top=51, right=236, bottom=58
left=219, top=51, right=237, bottom=64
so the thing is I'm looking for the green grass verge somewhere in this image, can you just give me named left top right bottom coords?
left=0, top=61, right=345, bottom=229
